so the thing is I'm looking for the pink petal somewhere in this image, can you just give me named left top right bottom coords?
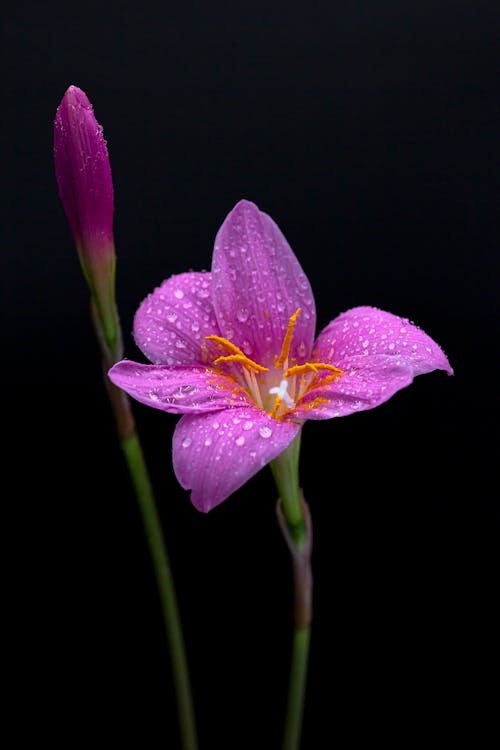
left=172, top=407, right=300, bottom=512
left=134, top=272, right=219, bottom=365
left=294, top=306, right=452, bottom=420
left=294, top=355, right=415, bottom=419
left=312, top=306, right=453, bottom=376
left=211, top=200, right=316, bottom=368
left=108, top=360, right=251, bottom=414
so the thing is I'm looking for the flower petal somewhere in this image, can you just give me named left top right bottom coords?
left=108, top=360, right=251, bottom=413
left=134, top=272, right=219, bottom=365
left=172, top=407, right=300, bottom=512
left=294, top=306, right=452, bottom=420
left=312, top=306, right=453, bottom=376
left=211, top=200, right=316, bottom=367
left=294, top=355, right=414, bottom=419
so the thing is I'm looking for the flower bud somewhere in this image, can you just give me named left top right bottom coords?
left=54, top=85, right=118, bottom=353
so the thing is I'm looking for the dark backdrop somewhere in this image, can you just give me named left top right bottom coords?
left=3, top=2, right=499, bottom=747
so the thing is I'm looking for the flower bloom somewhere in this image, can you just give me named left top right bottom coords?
left=54, top=85, right=118, bottom=351
left=109, top=200, right=452, bottom=512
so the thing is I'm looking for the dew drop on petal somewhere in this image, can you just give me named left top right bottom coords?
left=182, top=437, right=192, bottom=448
left=297, top=341, right=307, bottom=358
left=259, top=425, right=272, bottom=439
left=232, top=417, right=241, bottom=424
left=212, top=421, right=219, bottom=430
left=237, top=308, right=249, bottom=323
left=204, top=437, right=212, bottom=447
left=243, top=420, right=253, bottom=430
left=174, top=289, right=184, bottom=299
left=235, top=436, right=245, bottom=446
left=166, top=312, right=178, bottom=323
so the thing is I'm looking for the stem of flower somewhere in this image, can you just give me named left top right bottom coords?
left=282, top=628, right=311, bottom=750
left=271, top=434, right=313, bottom=750
left=121, top=434, right=198, bottom=750
left=270, top=432, right=305, bottom=547
left=91, top=301, right=198, bottom=750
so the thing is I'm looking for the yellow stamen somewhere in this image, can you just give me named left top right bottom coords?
left=275, top=308, right=302, bottom=368
left=270, top=394, right=282, bottom=419
left=302, top=396, right=329, bottom=411
left=205, top=334, right=246, bottom=357
left=214, top=354, right=269, bottom=373
left=286, top=362, right=343, bottom=377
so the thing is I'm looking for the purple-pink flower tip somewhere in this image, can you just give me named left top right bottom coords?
left=54, top=85, right=114, bottom=258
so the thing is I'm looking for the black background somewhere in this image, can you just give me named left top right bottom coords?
left=3, top=2, right=499, bottom=747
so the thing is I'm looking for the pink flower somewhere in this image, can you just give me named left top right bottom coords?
left=109, top=200, right=452, bottom=512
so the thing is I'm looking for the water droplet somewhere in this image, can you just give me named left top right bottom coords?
left=181, top=437, right=192, bottom=448
left=243, top=420, right=253, bottom=430
left=297, top=341, right=307, bottom=358
left=174, top=289, right=184, bottom=299
left=175, top=339, right=187, bottom=349
left=242, top=340, right=253, bottom=355
left=388, top=342, right=395, bottom=350
left=212, top=421, right=220, bottom=429
left=232, top=417, right=241, bottom=424
left=259, top=425, right=272, bottom=439
left=237, top=308, right=249, bottom=323
left=235, top=436, right=245, bottom=446
left=191, top=321, right=200, bottom=332
left=198, top=288, right=210, bottom=298
left=166, top=311, right=178, bottom=323
left=362, top=339, right=369, bottom=348
left=204, top=437, right=212, bottom=447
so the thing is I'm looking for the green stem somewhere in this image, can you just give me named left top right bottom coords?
left=282, top=628, right=311, bottom=750
left=272, top=434, right=313, bottom=750
left=270, top=432, right=305, bottom=547
left=91, top=301, right=198, bottom=750
left=121, top=434, right=198, bottom=750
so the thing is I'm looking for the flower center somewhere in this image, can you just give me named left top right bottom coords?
left=204, top=308, right=342, bottom=420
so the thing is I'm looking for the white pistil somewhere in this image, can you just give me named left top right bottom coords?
left=269, top=379, right=295, bottom=409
